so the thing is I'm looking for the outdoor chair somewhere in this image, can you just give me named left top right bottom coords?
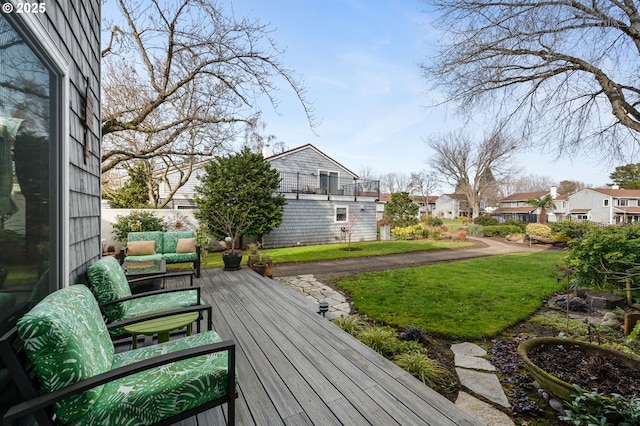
left=86, top=256, right=211, bottom=338
left=0, top=285, right=236, bottom=425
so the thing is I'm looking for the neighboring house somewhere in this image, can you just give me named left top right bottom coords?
left=434, top=193, right=472, bottom=219
left=157, top=144, right=380, bottom=248
left=262, top=144, right=379, bottom=247
left=0, top=0, right=102, bottom=408
left=493, top=187, right=568, bottom=223
left=566, top=187, right=640, bottom=225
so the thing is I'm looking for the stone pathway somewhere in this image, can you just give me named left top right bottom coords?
left=275, top=274, right=514, bottom=425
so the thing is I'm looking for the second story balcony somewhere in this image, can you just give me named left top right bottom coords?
left=277, top=171, right=380, bottom=200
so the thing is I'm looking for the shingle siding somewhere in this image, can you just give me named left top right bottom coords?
left=40, top=0, right=102, bottom=282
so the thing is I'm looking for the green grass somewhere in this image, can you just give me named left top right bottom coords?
left=333, top=251, right=566, bottom=340
left=197, top=239, right=474, bottom=268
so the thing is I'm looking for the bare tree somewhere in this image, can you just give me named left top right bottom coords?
left=422, top=1, right=640, bottom=160
left=500, top=174, right=556, bottom=197
left=379, top=172, right=412, bottom=194
left=408, top=169, right=440, bottom=197
left=557, top=179, right=588, bottom=195
left=101, top=0, right=314, bottom=205
left=428, top=131, right=517, bottom=217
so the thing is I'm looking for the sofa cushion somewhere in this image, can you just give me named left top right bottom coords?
left=17, top=285, right=114, bottom=424
left=163, top=231, right=196, bottom=253
left=162, top=252, right=198, bottom=264
left=127, top=240, right=156, bottom=256
left=124, top=253, right=163, bottom=263
left=128, top=231, right=165, bottom=254
left=73, top=331, right=233, bottom=426
left=87, top=256, right=132, bottom=322
left=176, top=237, right=197, bottom=253
left=125, top=290, right=200, bottom=318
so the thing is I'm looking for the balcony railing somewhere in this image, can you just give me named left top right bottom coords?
left=277, top=172, right=380, bottom=199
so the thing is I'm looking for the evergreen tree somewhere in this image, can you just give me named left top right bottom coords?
left=384, top=192, right=419, bottom=228
left=104, top=162, right=154, bottom=208
left=609, top=164, right=640, bottom=189
left=194, top=148, right=286, bottom=250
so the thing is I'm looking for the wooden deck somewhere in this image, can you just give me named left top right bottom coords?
left=171, top=267, right=482, bottom=425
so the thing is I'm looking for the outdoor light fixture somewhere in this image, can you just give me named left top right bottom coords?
left=317, top=300, right=329, bottom=317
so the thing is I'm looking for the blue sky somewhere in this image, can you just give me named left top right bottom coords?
left=225, top=0, right=616, bottom=191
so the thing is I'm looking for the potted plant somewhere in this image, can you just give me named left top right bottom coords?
left=251, top=256, right=267, bottom=276
left=262, top=255, right=273, bottom=278
left=194, top=148, right=286, bottom=272
left=247, top=243, right=261, bottom=269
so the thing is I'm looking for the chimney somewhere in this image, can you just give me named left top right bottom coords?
left=611, top=184, right=620, bottom=190
left=262, top=144, right=274, bottom=158
left=550, top=186, right=557, bottom=199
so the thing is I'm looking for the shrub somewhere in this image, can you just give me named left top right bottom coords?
left=503, top=220, right=527, bottom=232
left=391, top=224, right=425, bottom=240
left=474, top=214, right=498, bottom=226
left=421, top=215, right=443, bottom=227
left=393, top=351, right=456, bottom=393
left=457, top=230, right=467, bottom=241
left=465, top=224, right=484, bottom=236
left=112, top=210, right=167, bottom=242
left=567, top=224, right=640, bottom=287
left=560, top=385, right=640, bottom=425
left=482, top=225, right=522, bottom=237
left=525, top=223, right=552, bottom=238
left=548, top=220, right=596, bottom=240
left=357, top=326, right=402, bottom=356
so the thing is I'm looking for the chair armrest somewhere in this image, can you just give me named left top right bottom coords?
left=100, top=286, right=201, bottom=308
left=107, top=304, right=213, bottom=332
left=3, top=340, right=236, bottom=425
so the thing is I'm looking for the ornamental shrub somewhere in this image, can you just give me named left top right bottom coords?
left=421, top=215, right=443, bottom=227
left=503, top=220, right=527, bottom=233
left=391, top=224, right=425, bottom=240
left=566, top=224, right=640, bottom=287
left=560, top=385, right=640, bottom=425
left=482, top=225, right=522, bottom=237
left=548, top=220, right=596, bottom=240
left=525, top=223, right=552, bottom=238
left=474, top=214, right=498, bottom=226
left=465, top=224, right=484, bottom=236
left=112, top=210, right=167, bottom=242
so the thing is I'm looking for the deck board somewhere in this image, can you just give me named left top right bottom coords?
left=164, top=266, right=482, bottom=425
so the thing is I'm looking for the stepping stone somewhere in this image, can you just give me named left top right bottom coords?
left=456, top=368, right=510, bottom=408
left=455, top=392, right=514, bottom=426
left=451, top=342, right=496, bottom=372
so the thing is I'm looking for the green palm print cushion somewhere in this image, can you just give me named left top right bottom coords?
left=162, top=231, right=196, bottom=253
left=17, top=285, right=114, bottom=424
left=87, top=256, right=132, bottom=322
left=128, top=231, right=165, bottom=253
left=70, top=331, right=234, bottom=426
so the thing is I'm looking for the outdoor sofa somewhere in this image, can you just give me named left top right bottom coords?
left=121, top=231, right=201, bottom=277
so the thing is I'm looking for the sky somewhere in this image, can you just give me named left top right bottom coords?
left=224, top=0, right=617, bottom=192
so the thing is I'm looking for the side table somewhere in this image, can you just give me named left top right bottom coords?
left=124, top=311, right=200, bottom=349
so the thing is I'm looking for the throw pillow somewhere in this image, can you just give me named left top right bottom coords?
left=127, top=240, right=155, bottom=256
left=176, top=237, right=197, bottom=253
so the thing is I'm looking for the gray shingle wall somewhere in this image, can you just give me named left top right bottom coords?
left=43, top=0, right=102, bottom=282
left=269, top=147, right=356, bottom=177
left=263, top=200, right=377, bottom=248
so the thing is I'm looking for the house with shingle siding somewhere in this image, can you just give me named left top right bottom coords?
left=434, top=193, right=472, bottom=219
left=157, top=144, right=380, bottom=248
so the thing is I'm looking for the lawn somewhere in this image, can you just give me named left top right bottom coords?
left=333, top=251, right=567, bottom=340
left=198, top=239, right=474, bottom=268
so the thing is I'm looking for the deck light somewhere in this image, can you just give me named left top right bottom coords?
left=317, top=300, right=329, bottom=317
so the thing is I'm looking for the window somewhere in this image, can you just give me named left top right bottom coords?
left=603, top=199, right=609, bottom=207
left=617, top=199, right=628, bottom=207
left=0, top=13, right=61, bottom=336
left=319, top=170, right=339, bottom=194
left=336, top=206, right=348, bottom=222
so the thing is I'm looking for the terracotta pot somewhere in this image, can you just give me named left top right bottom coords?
left=222, top=250, right=243, bottom=271
left=518, top=337, right=640, bottom=401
